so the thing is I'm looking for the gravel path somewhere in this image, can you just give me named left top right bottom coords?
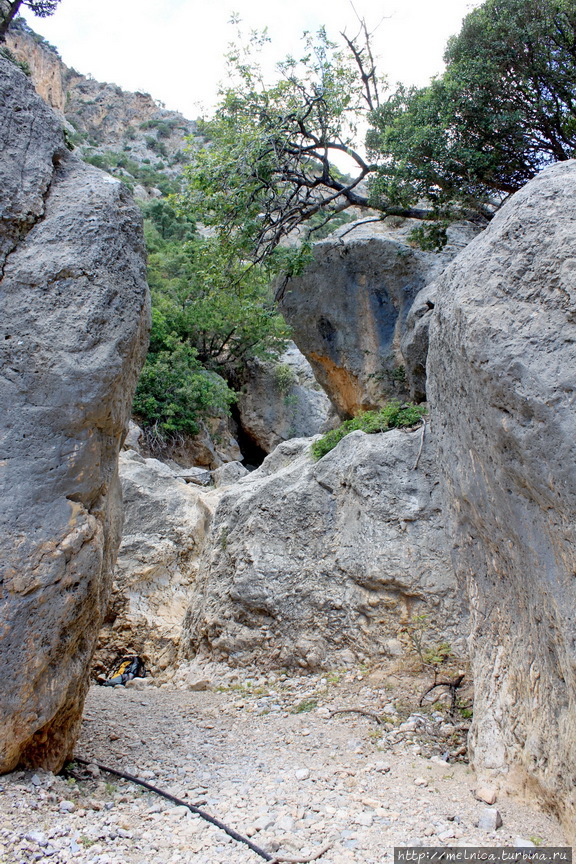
left=0, top=663, right=566, bottom=863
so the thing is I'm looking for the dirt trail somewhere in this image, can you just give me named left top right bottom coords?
left=0, top=663, right=566, bottom=863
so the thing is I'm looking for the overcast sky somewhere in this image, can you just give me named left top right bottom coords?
left=27, top=0, right=481, bottom=120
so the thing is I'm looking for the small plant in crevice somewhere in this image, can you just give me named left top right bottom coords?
left=273, top=362, right=297, bottom=395
left=403, top=614, right=454, bottom=671
left=311, top=401, right=426, bottom=461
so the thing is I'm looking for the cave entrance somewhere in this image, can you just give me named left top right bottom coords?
left=231, top=406, right=268, bottom=469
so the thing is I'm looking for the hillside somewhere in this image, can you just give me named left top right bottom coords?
left=6, top=17, right=200, bottom=198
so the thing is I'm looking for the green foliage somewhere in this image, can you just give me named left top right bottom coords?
left=423, top=642, right=453, bottom=666
left=407, top=222, right=449, bottom=253
left=140, top=118, right=181, bottom=138
left=145, top=230, right=290, bottom=374
left=0, top=44, right=30, bottom=74
left=368, top=0, right=576, bottom=223
left=134, top=197, right=290, bottom=441
left=82, top=149, right=180, bottom=195
left=178, top=26, right=381, bottom=265
left=273, top=362, right=297, bottom=394
left=311, top=402, right=426, bottom=460
left=133, top=332, right=235, bottom=439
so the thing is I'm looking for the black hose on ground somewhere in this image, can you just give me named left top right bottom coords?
left=73, top=755, right=275, bottom=861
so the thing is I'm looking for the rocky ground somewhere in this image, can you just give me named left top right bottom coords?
left=0, top=661, right=566, bottom=864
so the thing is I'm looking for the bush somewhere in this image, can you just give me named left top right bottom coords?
left=133, top=337, right=236, bottom=440
left=311, top=401, right=426, bottom=460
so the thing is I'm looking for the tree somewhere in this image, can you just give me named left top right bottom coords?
left=132, top=329, right=236, bottom=442
left=182, top=0, right=576, bottom=257
left=0, top=1, right=61, bottom=40
left=367, top=0, right=576, bottom=222
left=179, top=23, right=433, bottom=266
left=144, top=202, right=290, bottom=376
left=134, top=201, right=290, bottom=443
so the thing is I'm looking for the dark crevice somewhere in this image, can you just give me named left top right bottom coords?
left=231, top=406, right=267, bottom=468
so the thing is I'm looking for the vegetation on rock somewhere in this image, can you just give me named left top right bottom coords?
left=311, top=402, right=426, bottom=460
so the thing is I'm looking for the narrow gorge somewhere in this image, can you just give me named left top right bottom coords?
left=0, top=6, right=575, bottom=862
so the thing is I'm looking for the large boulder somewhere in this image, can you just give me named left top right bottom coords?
left=427, top=160, right=576, bottom=840
left=236, top=342, right=335, bottom=455
left=0, top=58, right=150, bottom=772
left=182, top=428, right=466, bottom=670
left=278, top=220, right=477, bottom=417
left=96, top=451, right=214, bottom=674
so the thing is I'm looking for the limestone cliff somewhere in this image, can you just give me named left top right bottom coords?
left=0, top=56, right=150, bottom=773
left=6, top=18, right=199, bottom=198
left=279, top=219, right=478, bottom=417
left=428, top=160, right=576, bottom=842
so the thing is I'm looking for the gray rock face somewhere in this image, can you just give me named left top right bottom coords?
left=237, top=342, right=335, bottom=454
left=0, top=59, right=150, bottom=772
left=279, top=221, right=477, bottom=417
left=0, top=55, right=67, bottom=270
left=182, top=428, right=466, bottom=670
left=212, top=461, right=249, bottom=488
left=400, top=283, right=437, bottom=402
left=97, top=452, right=213, bottom=674
left=427, top=160, right=576, bottom=841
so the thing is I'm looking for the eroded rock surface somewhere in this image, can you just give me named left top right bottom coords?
left=279, top=220, right=477, bottom=417
left=427, top=160, right=576, bottom=840
left=182, top=429, right=466, bottom=670
left=237, top=342, right=335, bottom=454
left=96, top=452, right=213, bottom=675
left=0, top=58, right=150, bottom=772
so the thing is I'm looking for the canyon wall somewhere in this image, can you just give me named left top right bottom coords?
left=0, top=57, right=150, bottom=772
left=428, top=160, right=576, bottom=840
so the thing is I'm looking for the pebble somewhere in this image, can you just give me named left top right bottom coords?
left=475, top=785, right=498, bottom=805
left=515, top=837, right=536, bottom=847
left=59, top=800, right=76, bottom=813
left=478, top=807, right=503, bottom=831
left=25, top=831, right=48, bottom=846
left=354, top=812, right=373, bottom=827
left=0, top=665, right=565, bottom=864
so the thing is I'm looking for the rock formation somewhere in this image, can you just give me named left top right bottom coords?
left=236, top=342, right=335, bottom=456
left=6, top=18, right=199, bottom=197
left=279, top=220, right=477, bottom=417
left=182, top=428, right=466, bottom=670
left=427, top=160, right=576, bottom=840
left=0, top=57, right=150, bottom=772
left=96, top=451, right=213, bottom=675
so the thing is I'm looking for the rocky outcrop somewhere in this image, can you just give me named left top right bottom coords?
left=96, top=451, right=213, bottom=675
left=400, top=283, right=437, bottom=403
left=236, top=342, right=335, bottom=455
left=427, top=160, right=576, bottom=840
left=5, top=22, right=66, bottom=111
left=6, top=18, right=199, bottom=194
left=0, top=58, right=150, bottom=773
left=182, top=428, right=466, bottom=670
left=279, top=220, right=477, bottom=417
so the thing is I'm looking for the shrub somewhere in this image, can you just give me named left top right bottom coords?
left=133, top=337, right=236, bottom=440
left=311, top=401, right=426, bottom=460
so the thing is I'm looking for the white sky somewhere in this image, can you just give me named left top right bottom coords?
left=27, top=0, right=481, bottom=121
